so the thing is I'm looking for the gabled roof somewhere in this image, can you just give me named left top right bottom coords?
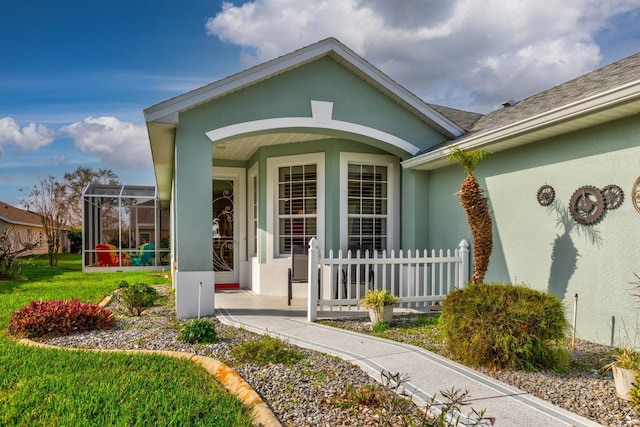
left=145, top=37, right=467, bottom=203
left=403, top=51, right=640, bottom=170
left=0, top=201, right=43, bottom=228
left=145, top=37, right=464, bottom=137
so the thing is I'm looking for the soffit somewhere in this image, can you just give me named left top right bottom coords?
left=212, top=132, right=333, bottom=160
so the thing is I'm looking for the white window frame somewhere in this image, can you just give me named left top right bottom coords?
left=340, top=153, right=399, bottom=253
left=248, top=162, right=258, bottom=258
left=266, top=153, right=325, bottom=261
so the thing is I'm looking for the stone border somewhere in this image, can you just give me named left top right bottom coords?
left=16, top=291, right=281, bottom=427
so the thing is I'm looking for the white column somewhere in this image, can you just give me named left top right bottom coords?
left=458, top=239, right=470, bottom=288
left=307, top=237, right=319, bottom=322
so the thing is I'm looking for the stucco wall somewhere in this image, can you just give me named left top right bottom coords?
left=172, top=55, right=462, bottom=298
left=180, top=56, right=446, bottom=156
left=426, top=114, right=640, bottom=346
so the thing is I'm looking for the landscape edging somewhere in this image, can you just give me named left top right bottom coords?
left=17, top=338, right=281, bottom=427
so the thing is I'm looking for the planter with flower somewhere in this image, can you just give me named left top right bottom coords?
left=360, top=289, right=399, bottom=325
left=603, top=347, right=640, bottom=401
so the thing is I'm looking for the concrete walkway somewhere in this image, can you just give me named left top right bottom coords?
left=215, top=289, right=602, bottom=427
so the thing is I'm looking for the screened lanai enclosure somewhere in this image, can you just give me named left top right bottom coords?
left=82, top=184, right=170, bottom=271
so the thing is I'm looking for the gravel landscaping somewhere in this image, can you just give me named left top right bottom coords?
left=39, top=285, right=640, bottom=426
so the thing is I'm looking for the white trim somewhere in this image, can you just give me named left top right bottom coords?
left=212, top=166, right=246, bottom=284
left=266, top=153, right=325, bottom=262
left=339, top=153, right=400, bottom=252
left=402, top=79, right=640, bottom=170
left=206, top=116, right=420, bottom=155
left=248, top=162, right=259, bottom=258
left=174, top=271, right=215, bottom=318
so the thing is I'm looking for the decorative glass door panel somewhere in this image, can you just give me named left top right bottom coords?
left=213, top=179, right=235, bottom=281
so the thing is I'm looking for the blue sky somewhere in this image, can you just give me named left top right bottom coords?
left=1, top=0, right=639, bottom=207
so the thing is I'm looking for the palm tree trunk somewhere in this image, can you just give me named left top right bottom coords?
left=458, top=174, right=492, bottom=283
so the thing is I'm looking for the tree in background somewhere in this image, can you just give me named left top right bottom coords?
left=22, top=176, right=67, bottom=267
left=67, top=225, right=82, bottom=253
left=64, top=166, right=119, bottom=226
left=0, top=227, right=40, bottom=278
left=448, top=147, right=493, bottom=284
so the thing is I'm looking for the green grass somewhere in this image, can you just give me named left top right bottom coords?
left=321, top=313, right=446, bottom=353
left=230, top=334, right=306, bottom=365
left=0, top=254, right=253, bottom=427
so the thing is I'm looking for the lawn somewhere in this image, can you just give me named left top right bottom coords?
left=0, top=254, right=253, bottom=427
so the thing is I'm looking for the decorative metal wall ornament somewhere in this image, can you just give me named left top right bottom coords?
left=633, top=177, right=640, bottom=214
left=569, top=185, right=605, bottom=225
left=601, top=184, right=624, bottom=210
left=537, top=184, right=555, bottom=206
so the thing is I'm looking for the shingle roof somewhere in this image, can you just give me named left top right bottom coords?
left=0, top=201, right=43, bottom=227
left=468, top=51, right=640, bottom=134
left=428, top=104, right=483, bottom=131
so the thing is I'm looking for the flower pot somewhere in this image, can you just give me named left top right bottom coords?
left=612, top=366, right=638, bottom=401
left=368, top=304, right=394, bottom=325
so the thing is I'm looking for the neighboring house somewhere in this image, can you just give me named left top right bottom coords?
left=0, top=201, right=47, bottom=255
left=144, top=38, right=640, bottom=347
left=129, top=199, right=170, bottom=249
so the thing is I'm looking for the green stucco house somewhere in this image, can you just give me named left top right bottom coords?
left=144, top=38, right=640, bottom=347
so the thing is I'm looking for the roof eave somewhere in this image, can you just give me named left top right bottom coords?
left=146, top=122, right=176, bottom=205
left=402, top=79, right=640, bottom=171
left=0, top=216, right=42, bottom=228
left=143, top=38, right=464, bottom=137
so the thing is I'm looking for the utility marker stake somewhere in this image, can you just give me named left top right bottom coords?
left=198, top=281, right=202, bottom=319
left=572, top=293, right=578, bottom=351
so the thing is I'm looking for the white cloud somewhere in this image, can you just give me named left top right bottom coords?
left=60, top=116, right=152, bottom=169
left=206, top=0, right=640, bottom=112
left=0, top=117, right=55, bottom=153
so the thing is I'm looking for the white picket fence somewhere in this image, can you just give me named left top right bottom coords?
left=306, top=238, right=469, bottom=321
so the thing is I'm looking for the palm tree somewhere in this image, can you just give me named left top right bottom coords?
left=448, top=147, right=492, bottom=284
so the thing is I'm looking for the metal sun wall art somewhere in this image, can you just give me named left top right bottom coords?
left=537, top=183, right=625, bottom=225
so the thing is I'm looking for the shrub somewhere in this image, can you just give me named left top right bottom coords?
left=628, top=373, right=640, bottom=411
left=179, top=318, right=218, bottom=344
left=230, top=335, right=306, bottom=365
left=117, top=281, right=158, bottom=315
left=8, top=299, right=114, bottom=338
left=441, top=282, right=568, bottom=370
left=372, top=322, right=390, bottom=333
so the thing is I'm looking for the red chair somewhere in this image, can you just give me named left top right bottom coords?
left=96, top=244, right=118, bottom=266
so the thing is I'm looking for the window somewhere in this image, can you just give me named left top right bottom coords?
left=278, top=164, right=317, bottom=256
left=347, top=163, right=387, bottom=251
left=266, top=153, right=324, bottom=261
left=340, top=153, right=398, bottom=253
